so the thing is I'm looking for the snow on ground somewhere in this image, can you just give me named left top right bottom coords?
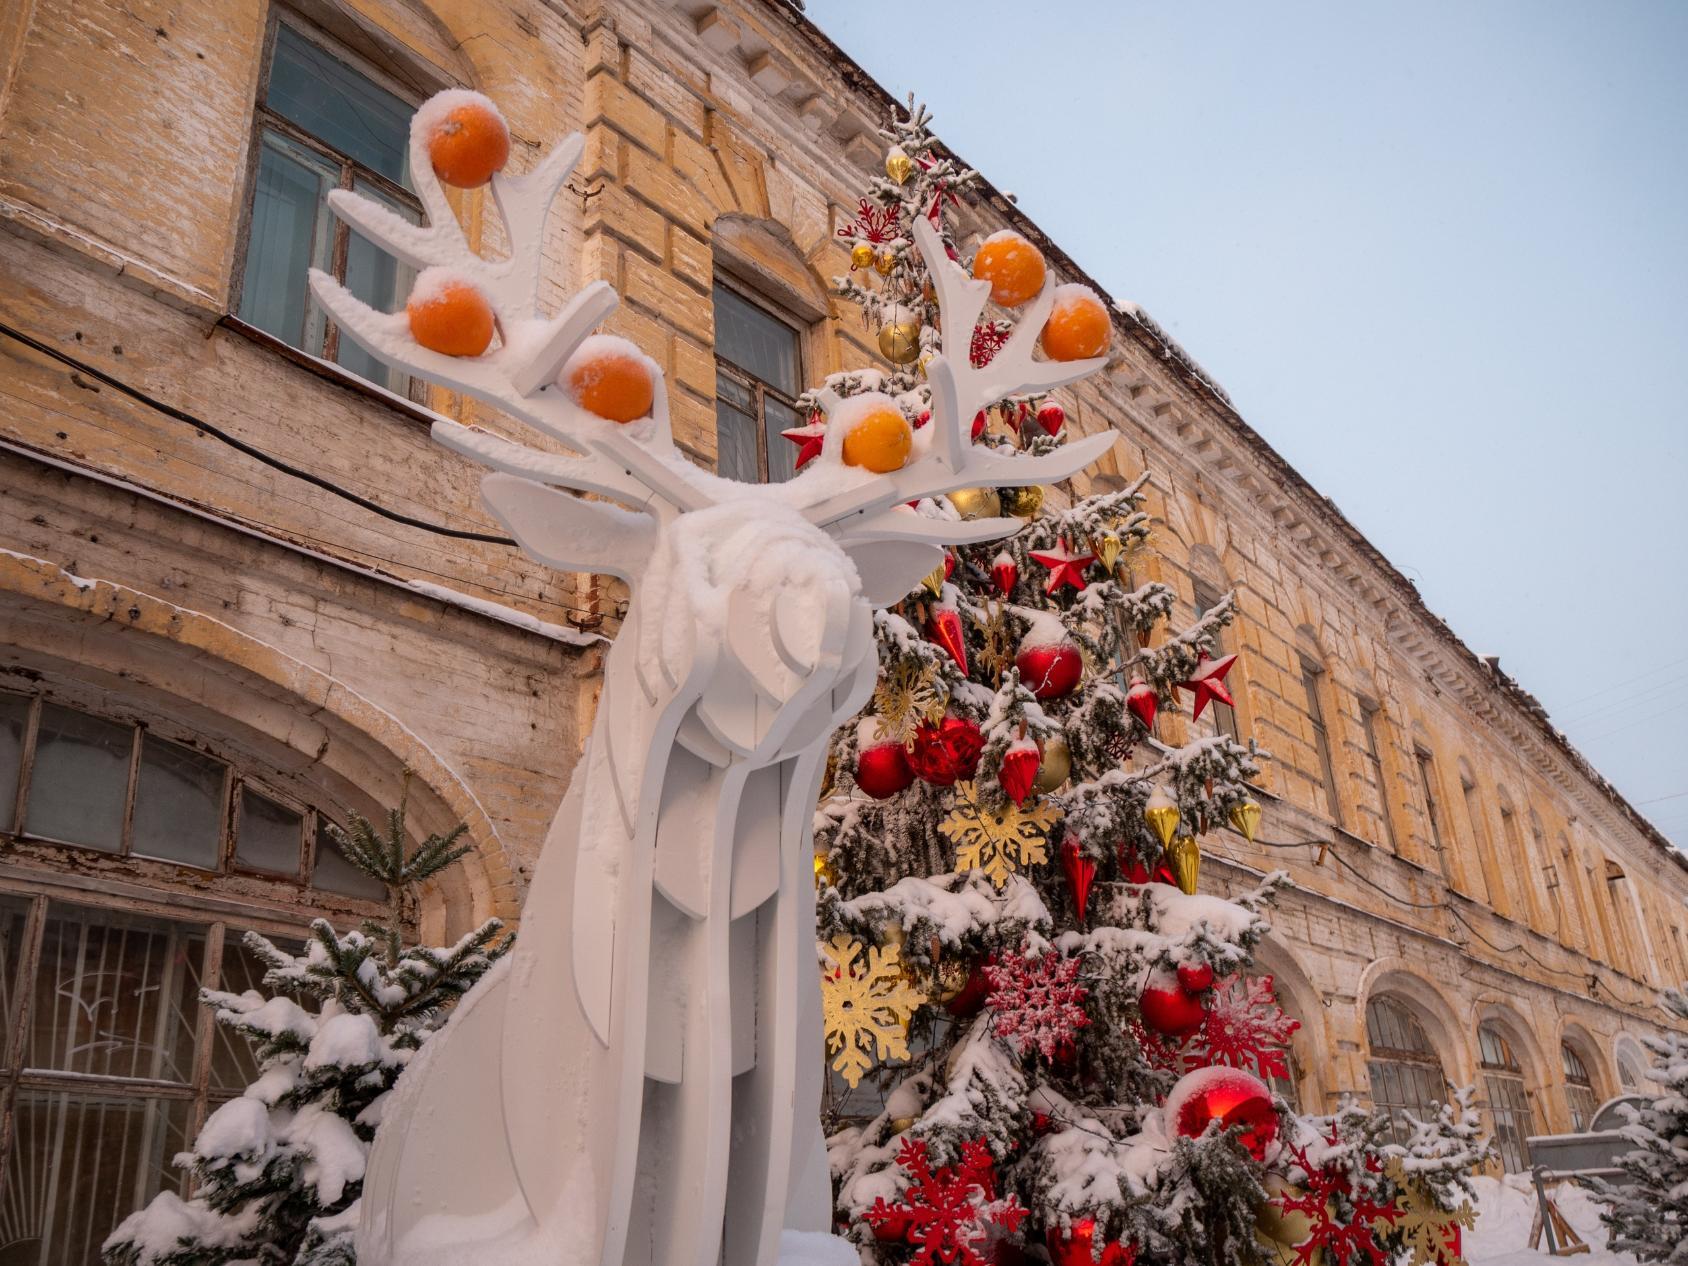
left=1468, top=1174, right=1633, bottom=1266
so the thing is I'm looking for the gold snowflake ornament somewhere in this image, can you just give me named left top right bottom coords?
left=1384, top=1161, right=1475, bottom=1266
left=820, top=935, right=926, bottom=1089
left=871, top=660, right=946, bottom=745
left=940, top=780, right=1060, bottom=888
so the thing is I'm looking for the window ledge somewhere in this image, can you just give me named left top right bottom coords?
left=217, top=316, right=436, bottom=430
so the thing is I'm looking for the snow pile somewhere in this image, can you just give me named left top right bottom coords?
left=1467, top=1173, right=1632, bottom=1266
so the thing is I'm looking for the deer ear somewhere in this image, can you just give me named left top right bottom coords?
left=841, top=540, right=943, bottom=608
left=480, top=472, right=655, bottom=582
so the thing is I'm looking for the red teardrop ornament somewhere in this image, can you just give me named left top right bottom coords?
left=1126, top=677, right=1158, bottom=730
left=1061, top=835, right=1098, bottom=927
left=925, top=605, right=969, bottom=675
left=998, top=739, right=1040, bottom=805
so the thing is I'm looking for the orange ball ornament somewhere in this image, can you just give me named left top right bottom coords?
left=1041, top=284, right=1111, bottom=361
left=561, top=335, right=656, bottom=424
left=421, top=91, right=511, bottom=189
left=406, top=271, right=495, bottom=358
left=839, top=395, right=914, bottom=473
left=971, top=231, right=1046, bottom=307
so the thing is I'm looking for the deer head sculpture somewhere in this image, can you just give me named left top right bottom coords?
left=310, top=94, right=1117, bottom=1266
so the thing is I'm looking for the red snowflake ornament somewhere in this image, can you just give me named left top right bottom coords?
left=1184, top=974, right=1301, bottom=1081
left=863, top=1137, right=1027, bottom=1266
left=837, top=197, right=901, bottom=245
left=1273, top=1140, right=1401, bottom=1266
left=970, top=322, right=1012, bottom=368
left=984, top=946, right=1090, bottom=1062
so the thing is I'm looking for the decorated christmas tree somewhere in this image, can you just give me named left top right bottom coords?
left=806, top=101, right=1482, bottom=1266
left=103, top=794, right=510, bottom=1266
left=1593, top=986, right=1688, bottom=1263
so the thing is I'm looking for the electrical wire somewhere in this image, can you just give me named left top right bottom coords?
left=0, top=321, right=518, bottom=547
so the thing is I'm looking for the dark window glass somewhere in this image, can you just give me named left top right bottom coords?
left=313, top=818, right=387, bottom=901
left=236, top=787, right=303, bottom=876
left=1299, top=658, right=1343, bottom=828
left=265, top=24, right=411, bottom=185
left=238, top=21, right=417, bottom=392
left=26, top=904, right=204, bottom=1082
left=712, top=283, right=803, bottom=483
left=0, top=690, right=29, bottom=833
left=131, top=736, right=225, bottom=870
left=1192, top=582, right=1239, bottom=740
left=1478, top=1023, right=1535, bottom=1171
left=1358, top=701, right=1397, bottom=850
left=1365, top=997, right=1446, bottom=1147
left=24, top=704, right=131, bottom=852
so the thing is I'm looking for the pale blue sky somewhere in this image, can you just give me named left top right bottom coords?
left=807, top=0, right=1688, bottom=845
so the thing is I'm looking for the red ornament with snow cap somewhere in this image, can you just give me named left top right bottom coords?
left=1138, top=968, right=1206, bottom=1036
left=1015, top=631, right=1083, bottom=700
left=1164, top=1066, right=1278, bottom=1161
left=998, top=737, right=1040, bottom=805
left=1034, top=401, right=1066, bottom=437
left=991, top=552, right=1018, bottom=597
left=1126, top=677, right=1159, bottom=730
left=855, top=737, right=914, bottom=800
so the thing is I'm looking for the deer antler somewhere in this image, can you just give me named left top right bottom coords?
left=798, top=216, right=1118, bottom=546
left=309, top=104, right=712, bottom=519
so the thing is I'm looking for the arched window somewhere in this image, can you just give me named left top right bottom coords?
left=0, top=679, right=394, bottom=1262
left=1479, top=1023, right=1537, bottom=1171
left=1617, top=1050, right=1645, bottom=1094
left=1561, top=1043, right=1599, bottom=1131
left=1365, top=996, right=1447, bottom=1145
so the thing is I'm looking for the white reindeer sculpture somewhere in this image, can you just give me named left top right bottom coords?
left=310, top=98, right=1116, bottom=1266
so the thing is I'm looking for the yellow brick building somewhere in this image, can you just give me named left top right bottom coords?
left=0, top=0, right=1681, bottom=1255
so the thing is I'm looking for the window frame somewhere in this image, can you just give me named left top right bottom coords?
left=1357, top=698, right=1398, bottom=851
left=1298, top=655, right=1344, bottom=829
left=0, top=680, right=388, bottom=915
left=231, top=10, right=426, bottom=392
left=1192, top=580, right=1240, bottom=742
left=1364, top=996, right=1448, bottom=1148
left=1560, top=1042, right=1599, bottom=1132
left=1477, top=1022, right=1536, bottom=1171
left=711, top=277, right=806, bottom=484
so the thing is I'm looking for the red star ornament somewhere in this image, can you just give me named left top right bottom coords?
left=1178, top=651, right=1237, bottom=720
left=1029, top=539, right=1097, bottom=594
left=781, top=422, right=827, bottom=470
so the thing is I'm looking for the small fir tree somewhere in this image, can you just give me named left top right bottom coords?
left=1593, top=986, right=1688, bottom=1264
left=103, top=792, right=510, bottom=1266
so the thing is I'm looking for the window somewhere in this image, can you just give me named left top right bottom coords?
left=1461, top=768, right=1503, bottom=912
left=1498, top=802, right=1532, bottom=920
left=713, top=281, right=804, bottom=483
left=0, top=686, right=384, bottom=897
left=1617, top=1052, right=1644, bottom=1094
left=1416, top=747, right=1450, bottom=871
left=1478, top=1023, right=1536, bottom=1172
left=1299, top=657, right=1343, bottom=828
left=1358, top=700, right=1397, bottom=851
left=1192, top=581, right=1239, bottom=741
left=1365, top=996, right=1447, bottom=1146
left=1561, top=1044, right=1599, bottom=1132
left=0, top=682, right=396, bottom=1262
left=236, top=19, right=420, bottom=393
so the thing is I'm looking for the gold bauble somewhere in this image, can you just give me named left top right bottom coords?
left=1230, top=798, right=1262, bottom=844
left=1032, top=736, right=1071, bottom=794
left=999, top=485, right=1045, bottom=518
left=813, top=851, right=836, bottom=890
left=1256, top=1174, right=1326, bottom=1266
left=850, top=242, right=875, bottom=271
left=874, top=248, right=897, bottom=276
left=946, top=486, right=1002, bottom=521
left=934, top=957, right=971, bottom=1003
left=1166, top=835, right=1201, bottom=895
left=1144, top=786, right=1180, bottom=849
left=1093, top=532, right=1123, bottom=572
left=889, top=1115, right=917, bottom=1134
left=886, top=148, right=915, bottom=185
left=878, top=320, right=921, bottom=365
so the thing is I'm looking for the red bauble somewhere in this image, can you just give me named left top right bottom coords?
left=991, top=552, right=1018, bottom=597
left=945, top=961, right=992, bottom=1017
left=1034, top=401, right=1066, bottom=437
left=999, top=739, right=1040, bottom=805
left=1165, top=1066, right=1278, bottom=1161
left=1139, top=970, right=1206, bottom=1036
left=972, top=410, right=988, bottom=440
left=1047, top=1219, right=1136, bottom=1266
left=944, top=551, right=957, bottom=580
left=1015, top=639, right=1084, bottom=700
left=909, top=715, right=985, bottom=786
left=1125, top=677, right=1158, bottom=730
left=926, top=605, right=969, bottom=674
left=856, top=740, right=914, bottom=800
left=916, top=409, right=932, bottom=429
left=1176, top=962, right=1216, bottom=993
left=1061, top=836, right=1097, bottom=927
